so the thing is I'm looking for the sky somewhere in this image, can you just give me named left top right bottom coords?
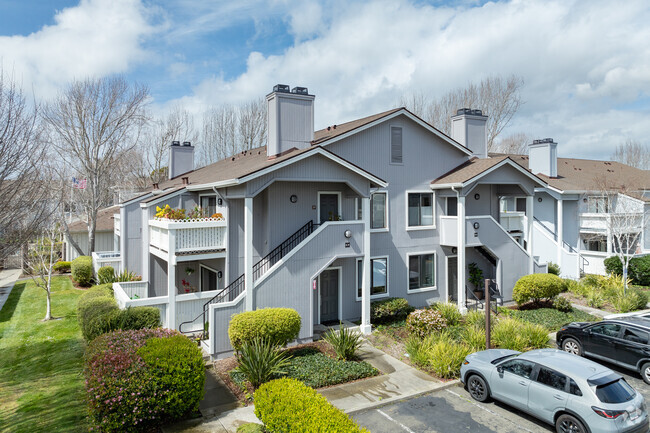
left=1, top=0, right=649, bottom=160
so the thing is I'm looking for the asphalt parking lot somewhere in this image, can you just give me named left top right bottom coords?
left=353, top=359, right=650, bottom=433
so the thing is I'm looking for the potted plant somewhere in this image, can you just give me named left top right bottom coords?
left=468, top=262, right=484, bottom=300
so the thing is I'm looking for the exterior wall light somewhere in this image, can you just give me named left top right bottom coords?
left=217, top=198, right=223, bottom=206
left=473, top=222, right=480, bottom=230
left=538, top=197, right=542, bottom=202
left=217, top=271, right=223, bottom=279
left=344, top=229, right=352, bottom=239
left=451, top=247, right=457, bottom=254
left=290, top=194, right=298, bottom=203
left=474, top=193, right=480, bottom=200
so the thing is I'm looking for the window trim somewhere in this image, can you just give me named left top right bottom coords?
left=406, top=251, right=437, bottom=294
left=355, top=255, right=390, bottom=301
left=199, top=263, right=219, bottom=292
left=446, top=196, right=458, bottom=217
left=389, top=125, right=403, bottom=165
left=316, top=191, right=343, bottom=223
left=198, top=193, right=217, bottom=215
left=405, top=190, right=436, bottom=230
left=370, top=190, right=389, bottom=232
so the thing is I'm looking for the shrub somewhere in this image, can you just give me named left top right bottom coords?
left=114, top=269, right=142, bottom=282
left=91, top=307, right=161, bottom=339
left=492, top=317, right=548, bottom=351
left=581, top=273, right=604, bottom=288
left=604, top=256, right=623, bottom=277
left=229, top=308, right=301, bottom=352
left=254, top=378, right=368, bottom=433
left=71, top=255, right=93, bottom=286
left=76, top=283, right=114, bottom=315
left=464, top=310, right=486, bottom=329
left=501, top=308, right=600, bottom=332
left=605, top=255, right=650, bottom=286
left=563, top=278, right=583, bottom=295
left=512, top=273, right=564, bottom=305
left=612, top=288, right=648, bottom=313
left=547, top=262, right=560, bottom=276
left=78, top=297, right=119, bottom=341
left=323, top=326, right=364, bottom=360
left=427, top=332, right=473, bottom=379
left=432, top=302, right=462, bottom=326
left=553, top=296, right=573, bottom=313
left=405, top=335, right=434, bottom=367
left=587, top=288, right=605, bottom=309
left=97, top=265, right=115, bottom=284
left=236, top=338, right=290, bottom=388
left=462, top=325, right=487, bottom=352
left=406, top=309, right=447, bottom=338
left=370, top=297, right=414, bottom=324
left=84, top=329, right=204, bottom=432
left=237, top=424, right=266, bottom=433
left=53, top=260, right=71, bottom=273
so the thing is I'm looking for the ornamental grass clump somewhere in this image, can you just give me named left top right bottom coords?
left=323, top=325, right=364, bottom=360
left=235, top=337, right=290, bottom=389
left=491, top=317, right=548, bottom=352
left=432, top=302, right=462, bottom=326
left=406, top=309, right=447, bottom=338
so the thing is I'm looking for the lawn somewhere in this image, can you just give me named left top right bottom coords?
left=0, top=276, right=88, bottom=433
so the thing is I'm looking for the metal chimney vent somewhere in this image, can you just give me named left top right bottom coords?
left=533, top=138, right=554, bottom=144
left=273, top=84, right=290, bottom=93
left=291, top=87, right=308, bottom=95
left=471, top=109, right=483, bottom=116
left=457, top=108, right=472, bottom=115
left=171, top=141, right=180, bottom=146
left=182, top=141, right=191, bottom=147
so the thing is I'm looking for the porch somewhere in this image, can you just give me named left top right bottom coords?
left=91, top=251, right=123, bottom=275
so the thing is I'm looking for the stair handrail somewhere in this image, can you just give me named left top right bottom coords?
left=533, top=216, right=557, bottom=241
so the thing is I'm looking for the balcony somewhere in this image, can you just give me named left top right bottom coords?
left=114, top=213, right=120, bottom=236
left=92, top=251, right=122, bottom=275
left=149, top=218, right=227, bottom=259
left=579, top=212, right=643, bottom=233
left=499, top=212, right=525, bottom=233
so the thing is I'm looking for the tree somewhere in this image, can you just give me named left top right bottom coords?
left=400, top=75, right=524, bottom=151
left=493, top=132, right=530, bottom=155
left=25, top=228, right=59, bottom=320
left=610, top=139, right=650, bottom=170
left=0, top=70, right=50, bottom=262
left=43, top=76, right=149, bottom=256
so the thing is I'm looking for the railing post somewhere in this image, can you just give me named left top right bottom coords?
left=245, top=197, right=254, bottom=311
left=167, top=229, right=176, bottom=330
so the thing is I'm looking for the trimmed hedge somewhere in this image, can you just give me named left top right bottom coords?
left=513, top=273, right=564, bottom=305
left=229, top=308, right=301, bottom=352
left=605, top=255, right=650, bottom=286
left=79, top=297, right=119, bottom=341
left=53, top=260, right=71, bottom=273
left=97, top=265, right=115, bottom=284
left=370, top=297, right=414, bottom=324
left=84, top=329, right=204, bottom=431
left=254, top=378, right=368, bottom=433
left=71, top=256, right=93, bottom=286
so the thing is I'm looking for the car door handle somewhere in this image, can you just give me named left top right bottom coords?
left=554, top=395, right=563, bottom=400
left=519, top=381, right=527, bottom=386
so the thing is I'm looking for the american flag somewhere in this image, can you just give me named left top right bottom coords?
left=72, top=177, right=87, bottom=189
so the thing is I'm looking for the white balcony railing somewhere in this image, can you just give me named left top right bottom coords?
left=579, top=212, right=643, bottom=233
left=92, top=251, right=122, bottom=275
left=149, top=218, right=227, bottom=254
left=499, top=212, right=525, bottom=233
left=114, top=213, right=121, bottom=236
left=114, top=280, right=148, bottom=301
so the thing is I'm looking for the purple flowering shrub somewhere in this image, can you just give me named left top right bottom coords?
left=84, top=329, right=205, bottom=431
left=406, top=309, right=447, bottom=339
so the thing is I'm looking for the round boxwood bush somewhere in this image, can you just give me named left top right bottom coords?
left=71, top=255, right=93, bottom=286
left=513, top=273, right=564, bottom=306
left=53, top=260, right=71, bottom=273
left=406, top=309, right=447, bottom=338
left=228, top=308, right=301, bottom=351
left=84, top=329, right=205, bottom=432
left=97, top=265, right=115, bottom=284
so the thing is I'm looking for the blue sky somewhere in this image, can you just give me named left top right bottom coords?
left=1, top=0, right=649, bottom=160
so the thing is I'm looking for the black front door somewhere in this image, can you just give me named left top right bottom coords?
left=447, top=257, right=458, bottom=302
left=319, top=193, right=339, bottom=223
left=320, top=269, right=339, bottom=323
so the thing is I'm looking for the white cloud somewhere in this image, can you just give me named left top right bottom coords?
left=0, top=0, right=159, bottom=99
left=168, top=0, right=650, bottom=159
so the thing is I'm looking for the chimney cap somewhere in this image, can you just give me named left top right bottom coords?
left=181, top=176, right=189, bottom=185
left=182, top=141, right=192, bottom=147
left=273, top=84, right=290, bottom=93
left=532, top=138, right=555, bottom=144
left=291, top=86, right=309, bottom=95
left=455, top=108, right=485, bottom=117
left=171, top=140, right=180, bottom=146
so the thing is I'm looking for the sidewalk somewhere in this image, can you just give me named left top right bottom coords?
left=0, top=269, right=22, bottom=313
left=164, top=341, right=456, bottom=432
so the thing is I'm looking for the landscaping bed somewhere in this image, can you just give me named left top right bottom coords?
left=564, top=274, right=649, bottom=313
left=499, top=305, right=600, bottom=331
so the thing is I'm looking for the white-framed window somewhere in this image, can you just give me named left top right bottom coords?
left=199, top=195, right=217, bottom=216
left=500, top=197, right=526, bottom=213
left=200, top=264, right=219, bottom=292
left=355, top=198, right=363, bottom=221
left=356, top=256, right=389, bottom=300
left=586, top=196, right=610, bottom=214
left=371, top=191, right=388, bottom=231
left=390, top=126, right=403, bottom=164
left=406, top=191, right=434, bottom=229
left=446, top=196, right=458, bottom=216
left=407, top=252, right=436, bottom=293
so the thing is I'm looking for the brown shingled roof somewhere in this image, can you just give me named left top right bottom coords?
left=312, top=108, right=402, bottom=145
left=431, top=156, right=508, bottom=185
left=68, top=205, right=119, bottom=233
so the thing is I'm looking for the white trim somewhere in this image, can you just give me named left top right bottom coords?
left=317, top=266, right=343, bottom=324
left=430, top=158, right=548, bottom=190
left=389, top=124, right=404, bottom=166
left=405, top=190, right=436, bottom=230
left=370, top=190, right=389, bottom=232
left=122, top=192, right=153, bottom=206
left=445, top=255, right=457, bottom=302
left=355, top=255, right=389, bottom=301
left=140, top=188, right=186, bottom=208
left=406, top=251, right=437, bottom=294
left=199, top=263, right=219, bottom=292
left=317, top=191, right=342, bottom=223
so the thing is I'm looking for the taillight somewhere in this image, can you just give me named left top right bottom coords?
left=592, top=406, right=626, bottom=419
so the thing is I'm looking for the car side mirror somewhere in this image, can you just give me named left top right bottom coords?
left=497, top=366, right=504, bottom=374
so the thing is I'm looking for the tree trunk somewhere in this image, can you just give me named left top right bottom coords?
left=44, top=288, right=52, bottom=321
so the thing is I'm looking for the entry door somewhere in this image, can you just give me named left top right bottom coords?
left=320, top=269, right=339, bottom=323
left=319, top=193, right=339, bottom=224
left=447, top=257, right=458, bottom=302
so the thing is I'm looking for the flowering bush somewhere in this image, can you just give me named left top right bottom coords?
left=155, top=204, right=226, bottom=221
left=406, top=309, right=447, bottom=338
left=84, top=329, right=204, bottom=432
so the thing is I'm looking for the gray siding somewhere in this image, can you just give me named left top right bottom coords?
left=563, top=200, right=579, bottom=248
left=66, top=231, right=114, bottom=260
left=150, top=255, right=168, bottom=297
left=124, top=201, right=143, bottom=275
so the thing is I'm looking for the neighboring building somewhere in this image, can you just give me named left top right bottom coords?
left=64, top=205, right=121, bottom=272
left=102, top=85, right=557, bottom=359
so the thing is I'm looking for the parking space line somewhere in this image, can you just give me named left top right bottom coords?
left=376, top=409, right=416, bottom=433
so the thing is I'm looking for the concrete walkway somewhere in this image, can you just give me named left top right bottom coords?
left=164, top=341, right=455, bottom=432
left=0, top=269, right=22, bottom=313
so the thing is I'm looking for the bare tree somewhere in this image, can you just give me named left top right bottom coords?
left=25, top=228, right=59, bottom=320
left=493, top=132, right=530, bottom=155
left=0, top=69, right=51, bottom=261
left=43, top=76, right=149, bottom=256
left=610, top=139, right=650, bottom=170
left=400, top=75, right=524, bottom=151
left=238, top=98, right=267, bottom=151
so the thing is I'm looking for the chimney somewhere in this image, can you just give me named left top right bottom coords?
left=266, top=84, right=315, bottom=159
left=451, top=108, right=488, bottom=159
left=528, top=138, right=558, bottom=177
left=169, top=141, right=194, bottom=180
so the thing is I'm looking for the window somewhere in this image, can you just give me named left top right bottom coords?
left=200, top=196, right=217, bottom=216
left=584, top=235, right=608, bottom=252
left=595, top=379, right=635, bottom=403
left=623, top=327, right=648, bottom=344
left=569, top=379, right=582, bottom=396
left=499, top=359, right=535, bottom=379
left=371, top=192, right=387, bottom=229
left=536, top=367, right=567, bottom=392
left=357, top=257, right=388, bottom=298
left=200, top=265, right=218, bottom=292
left=408, top=253, right=435, bottom=292
left=391, top=126, right=402, bottom=164
left=407, top=193, right=434, bottom=227
left=587, top=196, right=609, bottom=213
left=590, top=323, right=621, bottom=338
left=355, top=199, right=362, bottom=220
left=447, top=197, right=457, bottom=216
left=500, top=197, right=526, bottom=213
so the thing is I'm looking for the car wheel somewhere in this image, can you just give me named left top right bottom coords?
left=561, top=338, right=582, bottom=356
left=641, top=362, right=650, bottom=385
left=467, top=374, right=489, bottom=402
left=556, top=414, right=587, bottom=433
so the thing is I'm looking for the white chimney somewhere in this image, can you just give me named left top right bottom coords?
left=528, top=138, right=557, bottom=177
left=169, top=141, right=194, bottom=180
left=266, top=84, right=315, bottom=158
left=451, top=108, right=488, bottom=159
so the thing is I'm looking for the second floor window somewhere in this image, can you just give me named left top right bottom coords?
left=391, top=126, right=402, bottom=164
left=587, top=196, right=609, bottom=213
left=408, top=193, right=433, bottom=227
left=200, top=196, right=217, bottom=216
left=371, top=192, right=387, bottom=229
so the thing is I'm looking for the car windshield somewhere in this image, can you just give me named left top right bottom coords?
left=595, top=379, right=636, bottom=403
left=491, top=354, right=517, bottom=365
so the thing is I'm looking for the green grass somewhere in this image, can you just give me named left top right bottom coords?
left=499, top=307, right=600, bottom=332
left=230, top=347, right=378, bottom=389
left=0, top=276, right=88, bottom=433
